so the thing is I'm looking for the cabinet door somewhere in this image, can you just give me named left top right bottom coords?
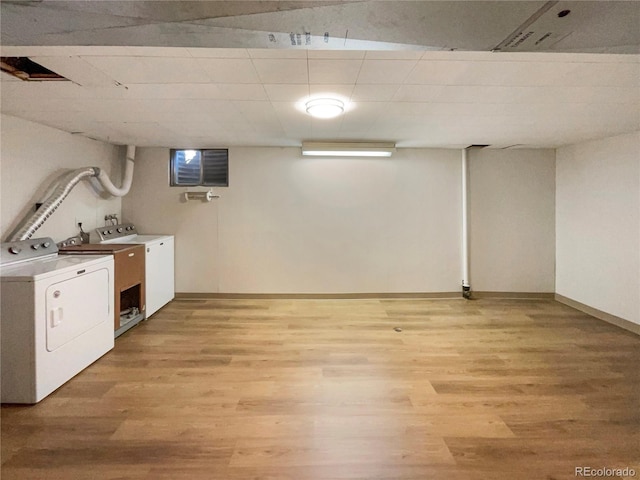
left=115, top=246, right=145, bottom=292
left=146, top=237, right=175, bottom=317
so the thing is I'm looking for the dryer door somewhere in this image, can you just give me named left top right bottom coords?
left=45, top=267, right=110, bottom=352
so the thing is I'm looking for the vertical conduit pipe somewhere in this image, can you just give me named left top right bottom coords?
left=461, top=147, right=471, bottom=299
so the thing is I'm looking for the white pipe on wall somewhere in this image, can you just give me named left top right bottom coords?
left=461, top=147, right=471, bottom=298
left=96, top=145, right=135, bottom=197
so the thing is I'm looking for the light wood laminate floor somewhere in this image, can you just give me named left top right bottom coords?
left=2, top=298, right=639, bottom=480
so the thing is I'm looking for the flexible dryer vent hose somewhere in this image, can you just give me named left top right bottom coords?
left=96, top=145, right=135, bottom=197
left=8, top=145, right=136, bottom=242
left=9, top=168, right=99, bottom=241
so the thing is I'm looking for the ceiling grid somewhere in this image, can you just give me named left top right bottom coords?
left=1, top=1, right=638, bottom=148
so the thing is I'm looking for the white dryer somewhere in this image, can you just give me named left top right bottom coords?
left=1, top=237, right=114, bottom=404
left=90, top=223, right=174, bottom=317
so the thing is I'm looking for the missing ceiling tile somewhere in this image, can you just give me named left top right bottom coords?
left=1, top=57, right=69, bottom=81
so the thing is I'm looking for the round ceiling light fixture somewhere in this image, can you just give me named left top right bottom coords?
left=305, top=98, right=345, bottom=119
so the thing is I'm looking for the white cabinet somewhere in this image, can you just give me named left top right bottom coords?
left=145, top=236, right=175, bottom=317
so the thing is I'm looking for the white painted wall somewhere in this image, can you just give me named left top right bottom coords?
left=123, top=147, right=464, bottom=293
left=123, top=146, right=557, bottom=295
left=1, top=114, right=122, bottom=242
left=556, top=131, right=640, bottom=325
left=219, top=148, right=462, bottom=294
left=469, top=148, right=556, bottom=292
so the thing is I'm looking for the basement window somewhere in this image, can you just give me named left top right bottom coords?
left=0, top=57, right=68, bottom=81
left=170, top=149, right=229, bottom=187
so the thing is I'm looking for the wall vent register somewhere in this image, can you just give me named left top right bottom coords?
left=170, top=149, right=228, bottom=187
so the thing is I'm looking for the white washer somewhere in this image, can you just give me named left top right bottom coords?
left=1, top=237, right=114, bottom=404
left=91, top=224, right=174, bottom=317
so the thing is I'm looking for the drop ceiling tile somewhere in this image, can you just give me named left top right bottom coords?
left=252, top=59, right=308, bottom=84
left=308, top=51, right=365, bottom=59
left=161, top=121, right=230, bottom=137
left=308, top=59, right=362, bottom=84
left=351, top=84, right=400, bottom=102
left=308, top=84, right=354, bottom=100
left=365, top=51, right=425, bottom=60
left=1, top=96, right=82, bottom=113
left=340, top=102, right=387, bottom=125
left=563, top=62, right=640, bottom=87
left=68, top=99, right=166, bottom=122
left=357, top=60, right=419, bottom=84
left=392, top=85, right=447, bottom=102
left=0, top=80, right=89, bottom=100
left=393, top=85, right=528, bottom=104
left=82, top=56, right=211, bottom=84
left=3, top=45, right=639, bottom=149
left=187, top=48, right=250, bottom=58
left=150, top=110, right=223, bottom=124
left=217, top=84, right=268, bottom=100
left=3, top=110, right=82, bottom=129
left=404, top=60, right=468, bottom=85
left=310, top=121, right=342, bottom=138
left=248, top=49, right=307, bottom=59
left=420, top=51, right=494, bottom=62
left=271, top=102, right=312, bottom=134
left=123, top=47, right=192, bottom=57
left=186, top=136, right=239, bottom=148
left=95, top=122, right=181, bottom=146
left=233, top=101, right=280, bottom=124
left=197, top=58, right=261, bottom=84
left=123, top=83, right=223, bottom=100
left=545, top=86, right=640, bottom=104
left=264, top=84, right=309, bottom=102
left=457, top=61, right=579, bottom=87
left=132, top=57, right=209, bottom=84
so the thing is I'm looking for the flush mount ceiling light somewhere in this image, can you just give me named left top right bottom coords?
left=305, top=98, right=344, bottom=119
left=301, top=142, right=396, bottom=157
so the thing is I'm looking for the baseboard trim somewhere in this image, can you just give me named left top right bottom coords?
left=175, top=292, right=461, bottom=300
left=175, top=291, right=554, bottom=300
left=555, top=294, right=640, bottom=336
left=471, top=291, right=554, bottom=300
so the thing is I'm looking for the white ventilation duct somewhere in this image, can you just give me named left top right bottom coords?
left=7, top=145, right=136, bottom=241
left=461, top=147, right=471, bottom=298
left=96, top=145, right=135, bottom=196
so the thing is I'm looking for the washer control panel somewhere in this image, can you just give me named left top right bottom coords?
left=1, top=237, right=58, bottom=266
left=89, top=223, right=138, bottom=243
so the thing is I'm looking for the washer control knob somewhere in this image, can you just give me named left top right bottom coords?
left=9, top=246, right=21, bottom=255
left=42, top=242, right=51, bottom=248
left=117, top=227, right=123, bottom=233
left=31, top=243, right=40, bottom=250
left=103, top=230, right=108, bottom=235
left=108, top=230, right=113, bottom=234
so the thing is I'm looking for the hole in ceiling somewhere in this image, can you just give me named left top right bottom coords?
left=557, top=10, right=571, bottom=18
left=1, top=57, right=69, bottom=81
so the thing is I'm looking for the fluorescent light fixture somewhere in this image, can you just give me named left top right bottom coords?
left=305, top=98, right=344, bottom=119
left=301, top=142, right=396, bottom=157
